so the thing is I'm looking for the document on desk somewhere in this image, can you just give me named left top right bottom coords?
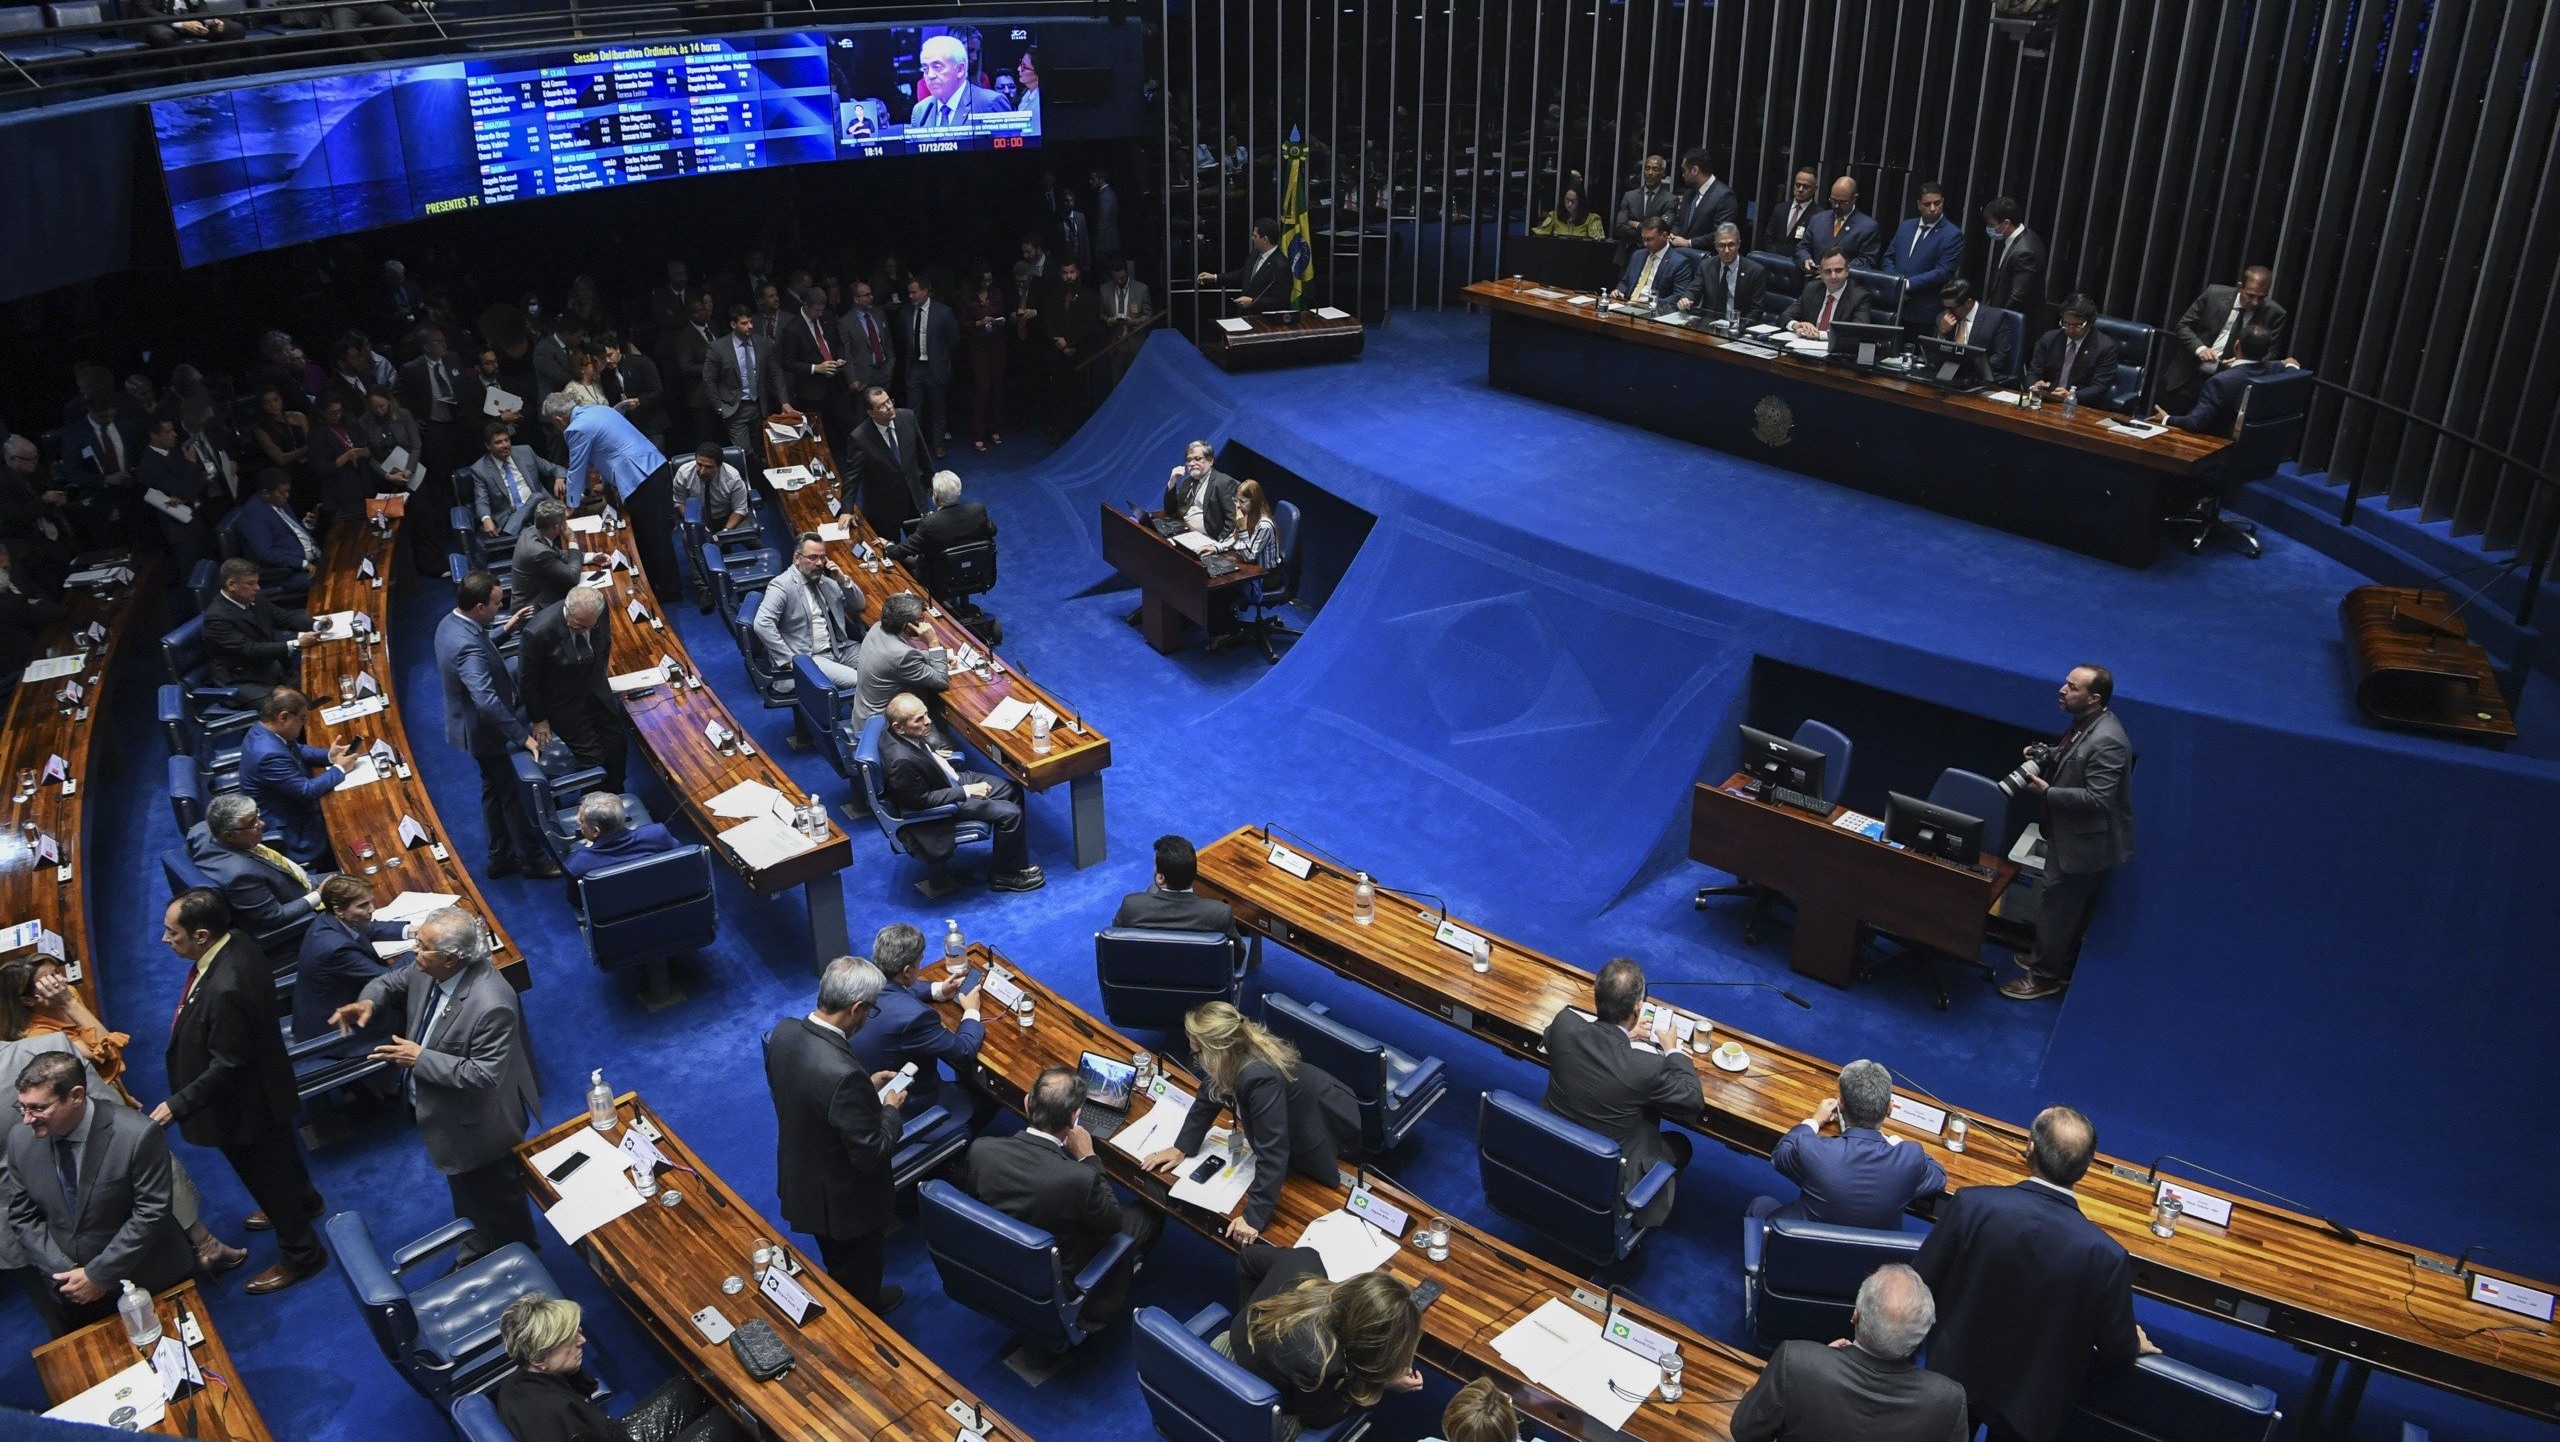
left=567, top=514, right=607, bottom=535
left=1525, top=288, right=1567, bottom=300
left=539, top=1156, right=645, bottom=1243
left=766, top=465, right=815, bottom=491
left=816, top=520, right=851, bottom=542
left=719, top=814, right=815, bottom=871
left=1108, top=1083, right=1196, bottom=1160
left=1167, top=1138, right=1256, bottom=1215
left=2103, top=418, right=2170, bottom=439
left=1716, top=340, right=1783, bottom=360
left=609, top=668, right=668, bottom=694
left=375, top=891, right=461, bottom=924
left=1312, top=306, right=1353, bottom=321
left=1564, top=295, right=1597, bottom=307
left=43, top=1361, right=165, bottom=1429
left=707, top=779, right=787, bottom=820
left=1982, top=389, right=2025, bottom=405
left=1785, top=337, right=1832, bottom=357
left=335, top=756, right=387, bottom=791
left=1216, top=318, right=1253, bottom=334
left=311, top=610, right=362, bottom=638
left=1170, top=531, right=1218, bottom=556
left=18, top=655, right=83, bottom=684
left=1295, top=1209, right=1401, bottom=1281
left=372, top=938, right=419, bottom=959
left=1490, top=1299, right=1654, bottom=1430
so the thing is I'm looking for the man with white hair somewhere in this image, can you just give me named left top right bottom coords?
left=518, top=585, right=630, bottom=794
left=1730, top=1264, right=1969, bottom=1442
left=909, top=33, right=1008, bottom=126
left=542, top=390, right=679, bottom=598
left=332, top=907, right=540, bottom=1264
left=887, top=470, right=997, bottom=627
left=564, top=792, right=677, bottom=882
left=764, top=956, right=913, bottom=1312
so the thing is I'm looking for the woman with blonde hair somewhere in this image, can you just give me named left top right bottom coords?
left=1141, top=1001, right=1360, bottom=1244
left=1220, top=1245, right=1424, bottom=1434
left=496, top=1295, right=737, bottom=1442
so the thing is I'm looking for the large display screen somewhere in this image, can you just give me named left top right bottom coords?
left=153, top=22, right=1041, bottom=267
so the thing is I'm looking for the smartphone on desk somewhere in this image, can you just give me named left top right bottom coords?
left=1189, top=1154, right=1229, bottom=1184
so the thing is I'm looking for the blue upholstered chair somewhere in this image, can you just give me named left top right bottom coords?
left=1975, top=304, right=2028, bottom=382
left=2064, top=1353, right=2282, bottom=1442
left=1739, top=1212, right=1923, bottom=1346
left=287, top=1025, right=394, bottom=1108
left=1263, top=994, right=1446, bottom=1154
left=449, top=1393, right=514, bottom=1442
left=1847, top=265, right=1907, bottom=327
left=1236, top=500, right=1303, bottom=664
left=160, top=846, right=313, bottom=959
left=325, top=1209, right=564, bottom=1408
left=852, top=712, right=990, bottom=900
left=157, top=683, right=243, bottom=781
left=167, top=754, right=206, bottom=836
left=2095, top=315, right=2158, bottom=413
left=1748, top=250, right=1801, bottom=322
left=921, top=1179, right=1139, bottom=1353
left=1695, top=718, right=1853, bottom=940
left=507, top=750, right=642, bottom=866
left=2168, top=367, right=2314, bottom=559
left=1476, top=1088, right=1672, bottom=1266
left=41, top=1, right=142, bottom=54
left=159, top=615, right=256, bottom=738
left=733, top=591, right=798, bottom=706
left=572, top=844, right=716, bottom=1002
left=791, top=654, right=862, bottom=778
left=1094, top=927, right=1247, bottom=1032
left=1134, top=1304, right=1373, bottom=1442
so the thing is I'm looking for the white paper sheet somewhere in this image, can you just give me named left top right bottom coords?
left=1107, top=1086, right=1196, bottom=1159
left=567, top=514, right=607, bottom=534
left=1166, top=1137, right=1255, bottom=1214
left=1216, top=318, right=1253, bottom=334
left=1983, top=389, right=2025, bottom=405
left=1170, top=531, right=1217, bottom=556
left=765, top=465, right=815, bottom=491
left=18, top=655, right=82, bottom=684
left=1311, top=306, right=1353, bottom=321
left=43, top=1361, right=165, bottom=1429
left=1524, top=288, right=1567, bottom=300
left=1490, top=1299, right=1653, bottom=1430
left=1294, top=1209, right=1401, bottom=1281
left=983, top=697, right=1034, bottom=733
left=372, top=939, right=418, bottom=959
left=64, top=566, right=134, bottom=588
left=609, top=668, right=668, bottom=694
left=542, top=1174, right=644, bottom=1242
left=335, top=757, right=386, bottom=790
left=321, top=696, right=388, bottom=726
left=719, top=814, right=814, bottom=871
left=374, top=890, right=461, bottom=924
left=311, top=610, right=361, bottom=638
left=816, top=521, right=851, bottom=542
left=483, top=387, right=523, bottom=417
left=707, top=779, right=786, bottom=820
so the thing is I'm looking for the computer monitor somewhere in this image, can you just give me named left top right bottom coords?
left=1884, top=791, right=1986, bottom=866
left=1827, top=320, right=1905, bottom=368
left=1078, top=1051, right=1138, bottom=1110
left=1738, top=724, right=1827, bottom=798
left=1913, top=335, right=1997, bottom=391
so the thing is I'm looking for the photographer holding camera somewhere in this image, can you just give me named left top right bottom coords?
left=2002, top=665, right=2133, bottom=1001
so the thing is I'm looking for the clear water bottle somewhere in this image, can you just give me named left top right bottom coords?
left=2061, top=388, right=2079, bottom=420
left=587, top=1069, right=616, bottom=1132
left=1352, top=873, right=1376, bottom=926
left=118, top=1280, right=160, bottom=1349
left=944, top=918, right=967, bottom=978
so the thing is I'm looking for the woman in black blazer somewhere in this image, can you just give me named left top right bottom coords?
left=1221, top=1244, right=1423, bottom=1431
left=1141, top=1002, right=1361, bottom=1244
left=496, top=1297, right=736, bottom=1442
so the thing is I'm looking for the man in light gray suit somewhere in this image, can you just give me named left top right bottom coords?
left=331, top=907, right=540, bottom=1263
left=852, top=592, right=950, bottom=725
left=909, top=33, right=1008, bottom=126
left=465, top=424, right=565, bottom=540
left=6, top=1053, right=196, bottom=1334
left=2004, top=665, right=2135, bottom=1001
left=753, top=532, right=867, bottom=687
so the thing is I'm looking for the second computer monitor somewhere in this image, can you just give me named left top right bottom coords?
left=1884, top=791, right=1986, bottom=865
left=1828, top=320, right=1905, bottom=368
left=1739, top=724, right=1827, bottom=798
left=1913, top=335, right=1997, bottom=391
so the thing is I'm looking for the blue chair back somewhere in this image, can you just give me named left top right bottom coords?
left=324, top=1210, right=561, bottom=1408
left=1095, top=927, right=1244, bottom=1031
left=1848, top=265, right=1906, bottom=324
left=1926, top=767, right=2011, bottom=858
left=1748, top=250, right=1800, bottom=320
left=574, top=845, right=717, bottom=974
left=161, top=614, right=209, bottom=686
left=851, top=712, right=991, bottom=864
left=1792, top=719, right=1853, bottom=804
left=1135, top=1304, right=1333, bottom=1442
left=1259, top=500, right=1302, bottom=609
left=792, top=654, right=859, bottom=776
left=157, top=683, right=196, bottom=759
left=168, top=755, right=205, bottom=834
left=1742, top=1213, right=1922, bottom=1345
left=2095, top=315, right=2157, bottom=412
left=161, top=847, right=213, bottom=898
left=735, top=592, right=796, bottom=704
left=1263, top=994, right=1445, bottom=1154
left=2064, top=1353, right=2281, bottom=1442
left=185, top=557, right=218, bottom=612
left=2219, top=368, right=2315, bottom=483
left=920, top=1180, right=1084, bottom=1352
left=450, top=1395, right=513, bottom=1442
left=1477, top=1088, right=1660, bottom=1265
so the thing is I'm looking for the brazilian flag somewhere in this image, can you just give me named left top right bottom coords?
left=1280, top=126, right=1314, bottom=305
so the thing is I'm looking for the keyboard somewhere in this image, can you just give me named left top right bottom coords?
left=1764, top=785, right=1832, bottom=816
left=1202, top=554, right=1240, bottom=578
left=1081, top=1107, right=1129, bottom=1144
left=1148, top=515, right=1188, bottom=539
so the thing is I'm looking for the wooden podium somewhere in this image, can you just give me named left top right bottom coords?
left=2340, top=585, right=2518, bottom=742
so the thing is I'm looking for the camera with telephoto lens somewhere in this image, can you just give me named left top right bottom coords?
left=1999, top=743, right=2057, bottom=797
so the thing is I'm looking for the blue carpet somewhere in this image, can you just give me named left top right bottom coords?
left=7, top=313, right=2552, bottom=1442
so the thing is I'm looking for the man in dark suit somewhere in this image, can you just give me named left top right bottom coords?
left=1612, top=153, right=1676, bottom=262
left=886, top=470, right=997, bottom=594
left=1933, top=279, right=2023, bottom=381
left=154, top=888, right=328, bottom=1294
left=849, top=922, right=988, bottom=1134
left=1763, top=167, right=1821, bottom=257
left=457, top=347, right=528, bottom=452
left=1981, top=198, right=2051, bottom=338
left=1798, top=175, right=1882, bottom=273
left=563, top=792, right=678, bottom=882
left=778, top=290, right=857, bottom=461
left=596, top=333, right=665, bottom=449
left=902, top=277, right=962, bottom=457
left=839, top=281, right=898, bottom=396
left=1164, top=440, right=1239, bottom=541
left=435, top=570, right=554, bottom=879
left=517, top=586, right=626, bottom=795
left=847, top=386, right=933, bottom=537
left=332, top=907, right=542, bottom=1263
left=530, top=316, right=585, bottom=407
left=239, top=689, right=352, bottom=868
left=138, top=412, right=210, bottom=577
left=880, top=692, right=1044, bottom=892
left=1540, top=958, right=1707, bottom=1228
left=666, top=293, right=723, bottom=451
left=230, top=473, right=320, bottom=593
left=963, top=1065, right=1165, bottom=1328
left=2027, top=295, right=2121, bottom=409
left=1731, top=1263, right=1969, bottom=1442
left=186, top=792, right=325, bottom=941
left=57, top=394, right=142, bottom=544
left=396, top=328, right=468, bottom=499
left=1884, top=182, right=1966, bottom=324
left=4, top=1053, right=197, bottom=1334
left=1750, top=1059, right=1946, bottom=1231
left=763, top=957, right=910, bottom=1312
left=1788, top=249, right=1875, bottom=337
left=1038, top=262, right=1104, bottom=434
left=510, top=500, right=591, bottom=613
left=1611, top=216, right=1701, bottom=316
left=1112, top=833, right=1239, bottom=940
left=202, top=558, right=315, bottom=708
left=1689, top=225, right=1769, bottom=329
left=1915, top=1106, right=2157, bottom=1441
left=2001, top=667, right=2134, bottom=1001
left=2161, top=266, right=2290, bottom=410
left=1666, top=150, right=1740, bottom=258
left=648, top=260, right=696, bottom=349
left=702, top=304, right=784, bottom=463
left=293, top=875, right=405, bottom=1061
left=1199, top=219, right=1294, bottom=312
left=466, top=425, right=564, bottom=542
left=2154, top=323, right=2287, bottom=438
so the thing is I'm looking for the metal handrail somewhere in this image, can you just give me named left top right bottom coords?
left=1071, top=309, right=1164, bottom=374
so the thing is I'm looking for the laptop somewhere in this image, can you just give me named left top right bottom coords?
left=1077, top=1051, right=1140, bottom=1143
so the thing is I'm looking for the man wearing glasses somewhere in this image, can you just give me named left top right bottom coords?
left=763, top=957, right=913, bottom=1313
left=5, top=1053, right=195, bottom=1333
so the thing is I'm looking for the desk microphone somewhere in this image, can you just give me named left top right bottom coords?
left=2140, top=1153, right=2363, bottom=1246
left=1253, top=823, right=1450, bottom=926
left=1886, top=1068, right=2018, bottom=1157
left=1653, top=979, right=1812, bottom=1009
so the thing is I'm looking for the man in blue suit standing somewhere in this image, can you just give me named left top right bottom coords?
left=1884, top=182, right=1966, bottom=325
left=1749, top=1059, right=1945, bottom=1232
left=1797, top=175, right=1882, bottom=273
left=434, top=569, right=556, bottom=879
left=850, top=922, right=992, bottom=1141
left=543, top=393, right=678, bottom=601
left=239, top=689, right=353, bottom=868
left=1610, top=217, right=1701, bottom=316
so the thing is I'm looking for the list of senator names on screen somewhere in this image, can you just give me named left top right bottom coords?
left=467, top=46, right=770, bottom=202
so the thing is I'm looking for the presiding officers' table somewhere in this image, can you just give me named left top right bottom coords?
left=1097, top=503, right=1267, bottom=656
left=936, top=945, right=1766, bottom=1442
left=1687, top=774, right=2018, bottom=988
left=761, top=419, right=1113, bottom=868
left=1189, top=824, right=2560, bottom=1429
left=303, top=507, right=529, bottom=988
left=1462, top=278, right=2230, bottom=567
left=33, top=1278, right=273, bottom=1441
left=0, top=557, right=150, bottom=1018
left=578, top=513, right=854, bottom=965
left=518, top=1094, right=1030, bottom=1442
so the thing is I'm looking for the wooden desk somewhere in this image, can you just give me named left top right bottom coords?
left=937, top=945, right=1765, bottom=1442
left=1096, top=504, right=1266, bottom=655
left=1188, top=826, right=2560, bottom=1426
left=761, top=424, right=1113, bottom=867
left=302, top=513, right=528, bottom=989
left=579, top=518, right=854, bottom=966
left=1462, top=279, right=2229, bottom=566
left=32, top=1279, right=272, bottom=1441
left=1686, top=775, right=2016, bottom=987
left=517, top=1096, right=1026, bottom=1442
left=1202, top=311, right=1366, bottom=372
left=2339, top=585, right=2518, bottom=742
left=0, top=561, right=150, bottom=1017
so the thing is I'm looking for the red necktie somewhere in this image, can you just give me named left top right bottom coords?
left=171, top=966, right=205, bottom=1036
left=1818, top=291, right=1836, bottom=330
left=812, top=317, right=832, bottom=364
left=863, top=313, right=884, bottom=366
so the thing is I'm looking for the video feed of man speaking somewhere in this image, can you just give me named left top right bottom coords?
left=828, top=24, right=1042, bottom=155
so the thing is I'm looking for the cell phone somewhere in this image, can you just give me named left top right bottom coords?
left=545, top=1151, right=591, bottom=1184
left=1189, top=1154, right=1228, bottom=1183
left=1411, top=1280, right=1444, bottom=1311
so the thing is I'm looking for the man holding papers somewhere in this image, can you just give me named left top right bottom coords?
left=1541, top=958, right=1708, bottom=1230
left=962, top=1064, right=1163, bottom=1328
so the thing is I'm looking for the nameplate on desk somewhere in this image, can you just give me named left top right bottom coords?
left=397, top=815, right=432, bottom=848
left=1345, top=1184, right=1409, bottom=1237
left=39, top=930, right=64, bottom=961
left=2472, top=1274, right=2556, bottom=1321
left=42, top=754, right=66, bottom=781
left=1602, top=1304, right=1679, bottom=1366
left=357, top=556, right=376, bottom=579
left=2155, top=1182, right=2233, bottom=1228
left=980, top=966, right=1025, bottom=1009
left=1266, top=843, right=1314, bottom=879
left=356, top=672, right=382, bottom=697
left=1888, top=1096, right=1947, bottom=1136
left=618, top=1127, right=667, bottom=1178
left=57, top=778, right=74, bottom=797
left=626, top=598, right=652, bottom=624
left=322, top=697, right=388, bottom=726
left=758, top=1263, right=821, bottom=1325
left=34, top=834, right=59, bottom=864
left=1434, top=920, right=1487, bottom=955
